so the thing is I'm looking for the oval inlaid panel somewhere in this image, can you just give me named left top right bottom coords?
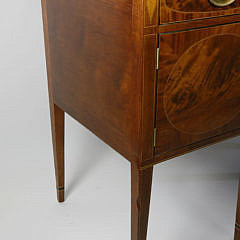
left=164, top=34, right=240, bottom=135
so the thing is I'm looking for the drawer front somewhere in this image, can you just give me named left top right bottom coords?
left=160, top=0, right=240, bottom=24
left=155, top=22, right=240, bottom=158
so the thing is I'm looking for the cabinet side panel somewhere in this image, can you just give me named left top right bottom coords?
left=44, top=0, right=143, bottom=162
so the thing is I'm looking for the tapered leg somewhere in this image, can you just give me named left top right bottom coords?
left=131, top=164, right=153, bottom=240
left=235, top=179, right=240, bottom=239
left=50, top=103, right=65, bottom=202
left=42, top=0, right=65, bottom=203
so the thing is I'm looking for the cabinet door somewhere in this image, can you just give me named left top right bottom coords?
left=160, top=0, right=240, bottom=24
left=155, top=22, right=240, bottom=159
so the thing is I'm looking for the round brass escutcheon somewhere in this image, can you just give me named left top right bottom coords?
left=209, top=0, right=235, bottom=7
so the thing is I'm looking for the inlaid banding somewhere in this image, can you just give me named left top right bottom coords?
left=235, top=223, right=240, bottom=230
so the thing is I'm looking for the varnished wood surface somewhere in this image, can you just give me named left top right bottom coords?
left=51, top=104, right=65, bottom=202
left=144, top=0, right=159, bottom=27
left=44, top=0, right=144, bottom=164
left=131, top=164, right=153, bottom=240
left=144, top=14, right=240, bottom=35
left=142, top=34, right=158, bottom=160
left=166, top=0, right=240, bottom=12
left=164, top=34, right=240, bottom=135
left=41, top=0, right=65, bottom=202
left=142, top=127, right=240, bottom=168
left=155, top=22, right=240, bottom=158
left=42, top=0, right=240, bottom=238
left=160, top=0, right=240, bottom=23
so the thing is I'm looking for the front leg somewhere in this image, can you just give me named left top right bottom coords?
left=131, top=163, right=153, bottom=240
left=50, top=103, right=65, bottom=202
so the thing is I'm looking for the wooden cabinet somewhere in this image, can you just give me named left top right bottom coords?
left=41, top=0, right=240, bottom=239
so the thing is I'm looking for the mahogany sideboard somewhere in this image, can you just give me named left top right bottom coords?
left=41, top=0, right=240, bottom=239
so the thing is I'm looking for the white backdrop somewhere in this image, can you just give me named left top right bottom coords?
left=1, top=1, right=240, bottom=240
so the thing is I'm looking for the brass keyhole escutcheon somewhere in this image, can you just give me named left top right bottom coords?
left=209, top=0, right=235, bottom=7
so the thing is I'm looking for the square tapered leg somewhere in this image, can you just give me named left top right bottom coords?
left=49, top=103, right=65, bottom=202
left=131, top=164, right=153, bottom=240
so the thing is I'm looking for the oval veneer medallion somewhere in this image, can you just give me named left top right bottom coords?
left=164, top=34, right=240, bottom=135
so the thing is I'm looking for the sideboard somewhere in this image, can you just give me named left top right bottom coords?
left=41, top=0, right=240, bottom=239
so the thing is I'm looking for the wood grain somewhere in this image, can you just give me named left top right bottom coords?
left=160, top=0, right=240, bottom=23
left=166, top=0, right=240, bottom=12
left=142, top=34, right=158, bottom=161
left=155, top=22, right=240, bottom=157
left=51, top=104, right=65, bottom=202
left=44, top=0, right=144, bottom=164
left=144, top=0, right=159, bottom=27
left=142, top=128, right=240, bottom=167
left=131, top=164, right=153, bottom=240
left=41, top=0, right=65, bottom=203
left=164, top=34, right=240, bottom=135
left=42, top=0, right=240, bottom=238
left=159, top=14, right=240, bottom=34
left=144, top=14, right=240, bottom=35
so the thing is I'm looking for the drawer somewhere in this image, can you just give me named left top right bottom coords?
left=160, top=0, right=240, bottom=24
left=155, top=22, right=240, bottom=159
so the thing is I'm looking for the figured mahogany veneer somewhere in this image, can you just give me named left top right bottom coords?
left=155, top=23, right=240, bottom=161
left=164, top=34, right=240, bottom=134
left=160, top=0, right=240, bottom=23
left=41, top=0, right=240, bottom=239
